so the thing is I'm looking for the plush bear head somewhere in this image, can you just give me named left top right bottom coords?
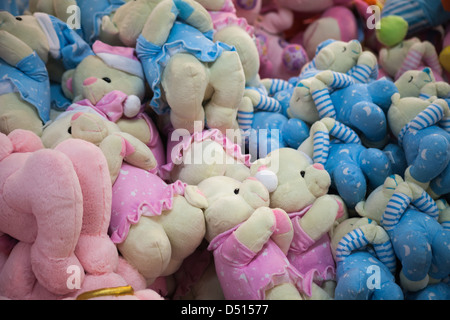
left=311, top=39, right=363, bottom=73
left=197, top=175, right=270, bottom=242
left=0, top=11, right=50, bottom=65
left=387, top=93, right=436, bottom=139
left=41, top=110, right=157, bottom=185
left=61, top=41, right=146, bottom=105
left=379, top=38, right=422, bottom=78
left=394, top=67, right=436, bottom=98
left=250, top=147, right=331, bottom=213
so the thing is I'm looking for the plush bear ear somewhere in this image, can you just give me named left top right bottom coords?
left=61, top=69, right=75, bottom=100
left=314, top=47, right=335, bottom=70
left=184, top=185, right=209, bottom=209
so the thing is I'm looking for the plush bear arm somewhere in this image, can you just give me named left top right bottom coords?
left=173, top=0, right=213, bottom=34
left=234, top=207, right=276, bottom=253
left=52, top=0, right=78, bottom=24
left=0, top=30, right=34, bottom=66
left=99, top=132, right=157, bottom=184
left=141, top=0, right=177, bottom=46
left=299, top=195, right=339, bottom=241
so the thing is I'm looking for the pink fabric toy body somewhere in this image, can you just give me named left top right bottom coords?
left=0, top=130, right=149, bottom=299
left=254, top=6, right=308, bottom=80
left=109, top=163, right=186, bottom=244
left=286, top=206, right=336, bottom=296
left=208, top=217, right=307, bottom=299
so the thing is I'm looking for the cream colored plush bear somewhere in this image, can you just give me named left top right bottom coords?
left=379, top=37, right=443, bottom=81
left=251, top=147, right=346, bottom=299
left=0, top=10, right=93, bottom=136
left=394, top=68, right=450, bottom=99
left=41, top=111, right=157, bottom=185
left=283, top=39, right=378, bottom=124
left=195, top=175, right=307, bottom=299
left=58, top=40, right=168, bottom=172
left=134, top=0, right=245, bottom=137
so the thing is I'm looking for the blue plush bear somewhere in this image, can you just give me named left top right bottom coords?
left=388, top=94, right=450, bottom=198
left=405, top=282, right=450, bottom=300
left=380, top=177, right=450, bottom=293
left=298, top=117, right=406, bottom=209
left=263, top=39, right=398, bottom=148
left=331, top=217, right=403, bottom=300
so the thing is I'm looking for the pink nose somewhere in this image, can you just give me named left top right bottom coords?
left=83, top=77, right=97, bottom=86
left=71, top=112, right=83, bottom=121
left=312, top=163, right=324, bottom=170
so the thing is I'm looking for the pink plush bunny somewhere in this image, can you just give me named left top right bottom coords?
left=0, top=130, right=152, bottom=299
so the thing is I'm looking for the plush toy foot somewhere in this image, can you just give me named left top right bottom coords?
left=399, top=269, right=429, bottom=292
left=305, top=282, right=334, bottom=300
left=265, top=283, right=303, bottom=300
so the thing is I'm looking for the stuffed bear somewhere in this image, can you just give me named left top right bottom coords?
left=294, top=73, right=398, bottom=148
left=330, top=217, right=404, bottom=300
left=356, top=174, right=450, bottom=293
left=41, top=110, right=158, bottom=185
left=251, top=147, right=346, bottom=299
left=298, top=117, right=405, bottom=209
left=133, top=0, right=245, bottom=137
left=379, top=37, right=444, bottom=81
left=0, top=129, right=149, bottom=299
left=394, top=67, right=450, bottom=99
left=262, top=39, right=379, bottom=129
left=0, top=10, right=94, bottom=136
left=57, top=40, right=167, bottom=174
left=196, top=175, right=309, bottom=299
left=160, top=127, right=251, bottom=185
left=387, top=94, right=450, bottom=198
left=376, top=0, right=450, bottom=47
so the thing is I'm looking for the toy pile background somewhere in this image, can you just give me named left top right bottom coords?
left=0, top=0, right=449, bottom=300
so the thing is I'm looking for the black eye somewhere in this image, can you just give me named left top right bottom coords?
left=300, top=171, right=306, bottom=178
left=342, top=47, right=347, bottom=52
left=102, top=77, right=111, bottom=83
left=68, top=126, right=72, bottom=134
left=408, top=76, right=413, bottom=83
left=15, top=17, right=22, bottom=21
left=234, top=188, right=240, bottom=195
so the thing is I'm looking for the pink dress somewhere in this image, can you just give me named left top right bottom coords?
left=108, top=163, right=186, bottom=244
left=286, top=206, right=336, bottom=296
left=207, top=225, right=308, bottom=300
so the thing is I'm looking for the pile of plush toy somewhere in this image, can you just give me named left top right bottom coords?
left=0, top=0, right=449, bottom=300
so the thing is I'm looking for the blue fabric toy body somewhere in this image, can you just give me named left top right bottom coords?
left=381, top=190, right=450, bottom=292
left=334, top=223, right=403, bottom=300
left=301, top=118, right=405, bottom=209
left=394, top=99, right=450, bottom=197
